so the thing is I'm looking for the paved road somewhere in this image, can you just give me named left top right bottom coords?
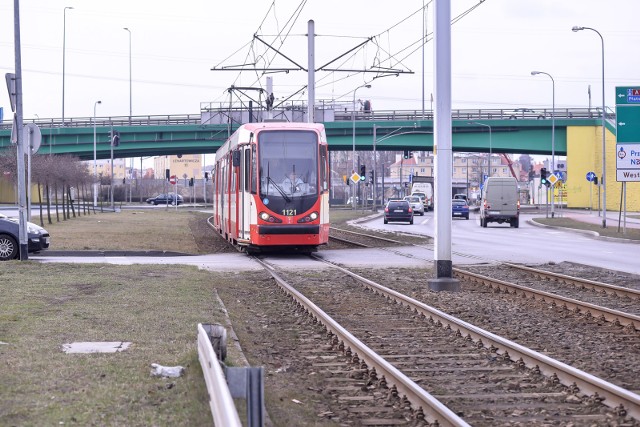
left=359, top=209, right=639, bottom=275
left=9, top=205, right=639, bottom=276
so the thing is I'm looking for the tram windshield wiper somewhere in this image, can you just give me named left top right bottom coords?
left=267, top=176, right=291, bottom=202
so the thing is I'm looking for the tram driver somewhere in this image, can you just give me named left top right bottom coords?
left=282, top=171, right=305, bottom=193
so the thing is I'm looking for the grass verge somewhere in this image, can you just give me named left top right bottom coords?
left=533, top=217, right=640, bottom=241
left=41, top=210, right=207, bottom=253
left=0, top=262, right=241, bottom=426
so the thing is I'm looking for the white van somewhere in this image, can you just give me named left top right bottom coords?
left=410, top=182, right=433, bottom=211
left=479, top=177, right=520, bottom=228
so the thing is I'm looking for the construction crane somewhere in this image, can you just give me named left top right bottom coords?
left=501, top=153, right=518, bottom=179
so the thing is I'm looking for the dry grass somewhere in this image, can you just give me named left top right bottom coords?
left=533, top=217, right=640, bottom=241
left=41, top=210, right=203, bottom=252
left=0, top=261, right=250, bottom=426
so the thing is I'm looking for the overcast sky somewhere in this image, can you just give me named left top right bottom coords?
left=2, top=0, right=640, bottom=121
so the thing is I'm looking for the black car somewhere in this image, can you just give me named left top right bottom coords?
left=383, top=200, right=414, bottom=225
left=0, top=214, right=51, bottom=260
left=146, top=194, right=184, bottom=206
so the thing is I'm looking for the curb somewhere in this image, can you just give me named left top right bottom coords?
left=32, top=250, right=191, bottom=258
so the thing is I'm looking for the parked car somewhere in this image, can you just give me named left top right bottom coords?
left=383, top=199, right=413, bottom=225
left=403, top=195, right=425, bottom=216
left=0, top=214, right=50, bottom=260
left=451, top=199, right=470, bottom=220
left=146, top=194, right=184, bottom=205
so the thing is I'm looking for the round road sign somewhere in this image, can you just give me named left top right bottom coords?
left=169, top=175, right=177, bottom=185
left=586, top=171, right=596, bottom=182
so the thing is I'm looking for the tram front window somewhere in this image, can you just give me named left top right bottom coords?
left=259, top=130, right=318, bottom=214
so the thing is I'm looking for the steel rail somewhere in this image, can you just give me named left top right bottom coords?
left=503, top=262, right=640, bottom=301
left=327, top=235, right=369, bottom=247
left=254, top=257, right=469, bottom=427
left=312, top=256, right=640, bottom=420
left=453, top=267, right=640, bottom=330
left=330, top=226, right=407, bottom=245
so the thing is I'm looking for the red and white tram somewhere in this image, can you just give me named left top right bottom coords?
left=212, top=122, right=330, bottom=253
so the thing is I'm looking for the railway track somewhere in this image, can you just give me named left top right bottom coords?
left=330, top=225, right=640, bottom=329
left=325, top=227, right=640, bottom=390
left=252, top=255, right=640, bottom=426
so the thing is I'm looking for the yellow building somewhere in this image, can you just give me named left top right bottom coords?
left=153, top=155, right=203, bottom=180
left=88, top=159, right=127, bottom=179
left=566, top=125, right=640, bottom=211
left=389, top=153, right=517, bottom=181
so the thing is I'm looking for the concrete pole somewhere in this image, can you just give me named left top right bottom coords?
left=13, top=0, right=28, bottom=259
left=307, top=20, right=315, bottom=123
left=62, top=6, right=73, bottom=124
left=93, top=101, right=101, bottom=207
left=373, top=125, right=377, bottom=212
left=266, top=76, right=273, bottom=121
left=429, top=0, right=459, bottom=291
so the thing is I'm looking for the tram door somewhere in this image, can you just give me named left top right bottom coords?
left=219, top=162, right=226, bottom=233
left=239, top=147, right=251, bottom=240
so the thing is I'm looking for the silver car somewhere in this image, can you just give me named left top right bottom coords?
left=403, top=196, right=425, bottom=216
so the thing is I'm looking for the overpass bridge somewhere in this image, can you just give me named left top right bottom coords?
left=0, top=107, right=616, bottom=161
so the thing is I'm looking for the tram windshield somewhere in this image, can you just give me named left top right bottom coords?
left=258, top=130, right=318, bottom=212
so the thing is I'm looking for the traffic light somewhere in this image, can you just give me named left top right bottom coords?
left=189, top=177, right=194, bottom=187
left=204, top=172, right=209, bottom=181
left=403, top=150, right=413, bottom=159
left=360, top=165, right=366, bottom=177
left=369, top=170, right=374, bottom=183
left=165, top=169, right=170, bottom=180
left=593, top=176, right=598, bottom=185
left=540, top=168, right=549, bottom=187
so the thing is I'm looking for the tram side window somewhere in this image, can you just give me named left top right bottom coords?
left=320, top=145, right=328, bottom=192
left=250, top=145, right=257, bottom=194
left=230, top=155, right=236, bottom=190
left=244, top=148, right=249, bottom=192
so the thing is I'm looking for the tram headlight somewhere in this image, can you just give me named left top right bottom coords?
left=297, top=211, right=319, bottom=223
left=259, top=212, right=282, bottom=223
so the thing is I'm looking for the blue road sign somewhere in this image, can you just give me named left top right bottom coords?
left=586, top=171, right=596, bottom=182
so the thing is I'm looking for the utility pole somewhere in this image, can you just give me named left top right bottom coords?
left=12, top=0, right=28, bottom=259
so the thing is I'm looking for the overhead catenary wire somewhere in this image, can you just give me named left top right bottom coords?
left=211, top=0, right=488, bottom=107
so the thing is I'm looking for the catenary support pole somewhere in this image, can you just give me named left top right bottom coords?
left=428, top=0, right=459, bottom=292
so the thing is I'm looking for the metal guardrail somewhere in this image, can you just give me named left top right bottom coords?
left=197, top=323, right=265, bottom=427
left=0, top=107, right=614, bottom=131
left=197, top=323, right=242, bottom=427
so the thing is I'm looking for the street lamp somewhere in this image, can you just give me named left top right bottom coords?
left=531, top=70, right=556, bottom=218
left=468, top=121, right=492, bottom=178
left=123, top=27, right=132, bottom=121
left=573, top=25, right=607, bottom=228
left=124, top=27, right=133, bottom=202
left=352, top=83, right=371, bottom=209
left=93, top=100, right=101, bottom=206
left=62, top=6, right=74, bottom=124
